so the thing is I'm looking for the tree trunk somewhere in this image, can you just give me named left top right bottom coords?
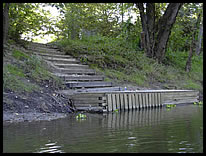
left=154, top=3, right=183, bottom=63
left=185, top=12, right=202, bottom=72
left=137, top=3, right=155, bottom=58
left=3, top=3, right=10, bottom=45
left=137, top=3, right=183, bottom=63
left=185, top=42, right=194, bottom=72
left=195, top=23, right=203, bottom=55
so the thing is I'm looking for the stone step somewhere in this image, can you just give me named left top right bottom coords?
left=59, top=68, right=96, bottom=75
left=65, top=81, right=113, bottom=88
left=53, top=73, right=104, bottom=81
left=53, top=63, right=89, bottom=69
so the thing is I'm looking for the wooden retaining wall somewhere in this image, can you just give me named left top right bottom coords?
left=70, top=90, right=199, bottom=112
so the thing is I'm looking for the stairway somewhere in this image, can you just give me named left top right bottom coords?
left=27, top=42, right=120, bottom=94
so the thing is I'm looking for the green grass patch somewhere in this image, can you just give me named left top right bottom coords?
left=12, top=49, right=29, bottom=60
left=56, top=34, right=202, bottom=92
left=3, top=65, right=40, bottom=92
left=6, top=64, right=25, bottom=78
left=183, top=79, right=202, bottom=90
left=4, top=46, right=65, bottom=93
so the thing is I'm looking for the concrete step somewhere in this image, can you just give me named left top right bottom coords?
left=53, top=73, right=104, bottom=81
left=65, top=81, right=113, bottom=88
left=59, top=68, right=96, bottom=75
left=53, top=63, right=89, bottom=69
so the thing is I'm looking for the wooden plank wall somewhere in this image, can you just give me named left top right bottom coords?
left=71, top=90, right=199, bottom=112
left=162, top=91, right=199, bottom=104
left=106, top=92, right=163, bottom=112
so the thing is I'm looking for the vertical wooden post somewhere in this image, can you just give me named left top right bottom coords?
left=139, top=93, right=143, bottom=109
left=124, top=94, right=128, bottom=110
left=142, top=93, right=146, bottom=108
left=112, top=94, right=116, bottom=111
left=135, top=93, right=139, bottom=109
left=116, top=94, right=120, bottom=110
left=120, top=94, right=124, bottom=111
left=157, top=93, right=161, bottom=107
left=132, top=94, right=136, bottom=109
left=160, top=93, right=163, bottom=106
left=151, top=93, right=154, bottom=107
left=154, top=93, right=158, bottom=107
left=128, top=93, right=133, bottom=110
left=145, top=93, right=149, bottom=108
left=107, top=94, right=112, bottom=111
left=148, top=93, right=152, bottom=107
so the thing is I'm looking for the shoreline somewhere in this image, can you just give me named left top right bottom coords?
left=3, top=112, right=69, bottom=125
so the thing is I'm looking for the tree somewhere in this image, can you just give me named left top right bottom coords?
left=8, top=3, right=55, bottom=42
left=185, top=4, right=203, bottom=72
left=3, top=3, right=10, bottom=45
left=195, top=22, right=203, bottom=55
left=137, top=3, right=183, bottom=63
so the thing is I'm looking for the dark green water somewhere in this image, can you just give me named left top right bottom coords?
left=3, top=104, right=203, bottom=153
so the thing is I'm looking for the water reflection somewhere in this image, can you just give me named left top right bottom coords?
left=3, top=105, right=203, bottom=153
left=36, top=141, right=64, bottom=153
left=103, top=105, right=201, bottom=130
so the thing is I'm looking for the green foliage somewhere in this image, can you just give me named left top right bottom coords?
left=9, top=3, right=55, bottom=41
left=3, top=46, right=65, bottom=93
left=5, top=3, right=202, bottom=94
left=23, top=55, right=64, bottom=88
left=6, top=64, right=25, bottom=78
left=183, top=79, right=202, bottom=90
left=12, top=49, right=29, bottom=60
left=76, top=113, right=87, bottom=120
left=113, top=109, right=119, bottom=113
left=166, top=104, right=176, bottom=108
left=3, top=64, right=40, bottom=92
left=168, top=3, right=203, bottom=53
left=57, top=29, right=202, bottom=92
left=194, top=101, right=203, bottom=105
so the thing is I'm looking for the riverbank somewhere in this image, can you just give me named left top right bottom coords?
left=3, top=41, right=75, bottom=124
left=3, top=39, right=203, bottom=124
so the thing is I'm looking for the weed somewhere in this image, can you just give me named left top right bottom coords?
left=56, top=34, right=202, bottom=93
left=183, top=79, right=202, bottom=90
left=12, top=49, right=29, bottom=60
left=5, top=64, right=25, bottom=78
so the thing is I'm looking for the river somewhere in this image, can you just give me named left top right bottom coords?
left=3, top=104, right=203, bottom=153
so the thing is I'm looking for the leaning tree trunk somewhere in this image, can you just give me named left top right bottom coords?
left=137, top=3, right=183, bottom=63
left=3, top=3, right=10, bottom=45
left=154, top=3, right=183, bottom=63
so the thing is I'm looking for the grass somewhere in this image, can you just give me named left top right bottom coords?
left=54, top=34, right=203, bottom=92
left=3, top=65, right=40, bottom=92
left=3, top=44, right=65, bottom=93
left=12, top=49, right=29, bottom=60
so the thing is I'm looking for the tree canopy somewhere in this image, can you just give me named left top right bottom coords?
left=3, top=3, right=203, bottom=71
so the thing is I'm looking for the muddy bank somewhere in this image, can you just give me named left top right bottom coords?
left=3, top=78, right=75, bottom=124
left=3, top=112, right=69, bottom=125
